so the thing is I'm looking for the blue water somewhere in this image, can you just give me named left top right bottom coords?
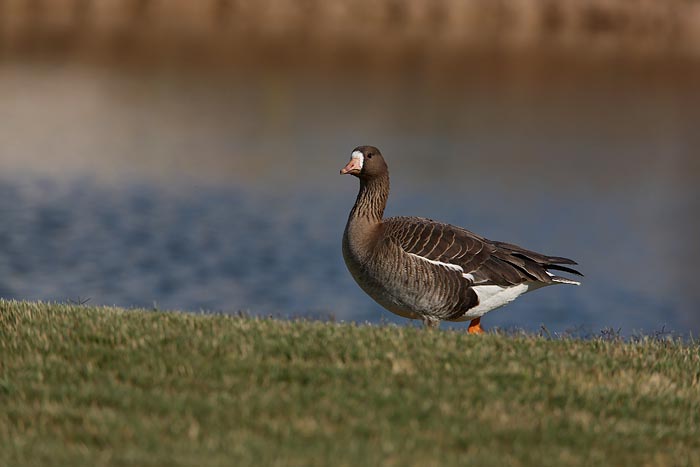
left=0, top=174, right=696, bottom=336
left=1, top=64, right=698, bottom=335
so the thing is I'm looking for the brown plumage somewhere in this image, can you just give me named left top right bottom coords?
left=340, top=145, right=582, bottom=332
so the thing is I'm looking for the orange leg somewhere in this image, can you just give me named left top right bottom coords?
left=468, top=317, right=484, bottom=334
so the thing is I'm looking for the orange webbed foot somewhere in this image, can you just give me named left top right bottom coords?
left=468, top=318, right=484, bottom=335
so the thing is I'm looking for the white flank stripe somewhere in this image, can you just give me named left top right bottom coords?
left=408, top=253, right=463, bottom=272
left=351, top=150, right=364, bottom=169
left=462, top=273, right=475, bottom=281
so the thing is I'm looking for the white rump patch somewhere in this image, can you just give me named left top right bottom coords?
left=467, top=283, right=535, bottom=317
left=408, top=253, right=463, bottom=272
left=351, top=150, right=364, bottom=169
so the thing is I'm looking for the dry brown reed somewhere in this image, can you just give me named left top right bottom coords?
left=1, top=0, right=700, bottom=67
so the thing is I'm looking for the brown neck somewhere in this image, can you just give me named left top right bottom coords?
left=349, top=173, right=389, bottom=224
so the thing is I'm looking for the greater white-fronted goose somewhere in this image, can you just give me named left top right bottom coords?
left=341, top=146, right=582, bottom=333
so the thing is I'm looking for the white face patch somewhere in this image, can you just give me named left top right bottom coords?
left=351, top=150, right=364, bottom=169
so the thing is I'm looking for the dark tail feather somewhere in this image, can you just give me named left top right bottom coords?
left=546, top=255, right=578, bottom=265
left=510, top=252, right=582, bottom=275
left=545, top=264, right=583, bottom=277
left=494, top=242, right=583, bottom=282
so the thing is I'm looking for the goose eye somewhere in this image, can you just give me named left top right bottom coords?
left=367, top=153, right=373, bottom=159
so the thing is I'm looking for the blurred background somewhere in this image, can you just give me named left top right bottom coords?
left=1, top=0, right=699, bottom=335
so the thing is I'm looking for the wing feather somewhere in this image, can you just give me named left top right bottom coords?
left=383, top=216, right=582, bottom=287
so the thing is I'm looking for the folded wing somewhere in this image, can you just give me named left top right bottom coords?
left=383, top=216, right=582, bottom=287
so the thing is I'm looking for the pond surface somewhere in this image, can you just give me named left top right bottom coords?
left=1, top=62, right=698, bottom=335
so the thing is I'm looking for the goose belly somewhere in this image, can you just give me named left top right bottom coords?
left=342, top=254, right=420, bottom=319
left=342, top=247, right=458, bottom=319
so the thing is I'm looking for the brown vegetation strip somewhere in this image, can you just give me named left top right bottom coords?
left=1, top=0, right=700, bottom=65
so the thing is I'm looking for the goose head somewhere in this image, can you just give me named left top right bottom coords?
left=340, top=146, right=388, bottom=179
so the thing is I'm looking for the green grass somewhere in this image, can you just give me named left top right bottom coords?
left=1, top=300, right=699, bottom=466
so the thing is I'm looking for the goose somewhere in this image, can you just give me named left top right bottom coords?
left=340, top=146, right=582, bottom=333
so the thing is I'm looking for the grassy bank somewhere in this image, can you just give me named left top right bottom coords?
left=1, top=300, right=699, bottom=466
